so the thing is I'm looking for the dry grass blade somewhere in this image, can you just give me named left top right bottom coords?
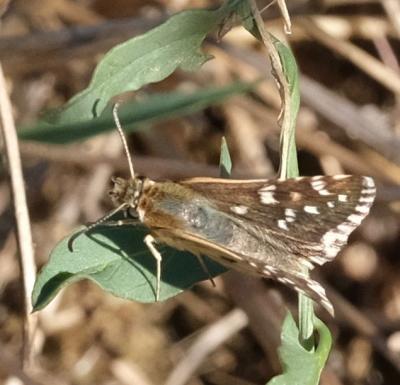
left=298, top=17, right=400, bottom=95
left=0, top=63, right=38, bottom=369
left=165, top=309, right=248, bottom=385
left=111, top=359, right=154, bottom=385
left=325, top=283, right=400, bottom=372
left=381, top=0, right=400, bottom=36
left=276, top=0, right=292, bottom=34
left=290, top=16, right=395, bottom=41
left=0, top=344, right=41, bottom=385
left=219, top=41, right=400, bottom=166
left=300, top=75, right=400, bottom=164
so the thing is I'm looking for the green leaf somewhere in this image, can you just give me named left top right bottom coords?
left=31, top=1, right=254, bottom=312
left=219, top=136, right=232, bottom=177
left=267, top=313, right=332, bottom=385
left=45, top=6, right=230, bottom=125
left=20, top=82, right=255, bottom=144
left=215, top=0, right=254, bottom=38
left=32, top=126, right=236, bottom=312
left=234, top=0, right=257, bottom=36
left=32, top=227, right=226, bottom=311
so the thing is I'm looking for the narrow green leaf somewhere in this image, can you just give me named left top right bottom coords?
left=267, top=313, right=332, bottom=385
left=45, top=6, right=232, bottom=125
left=32, top=227, right=226, bottom=311
left=20, top=82, right=255, bottom=144
left=272, top=35, right=300, bottom=180
left=216, top=0, right=254, bottom=38
left=219, top=136, right=232, bottom=177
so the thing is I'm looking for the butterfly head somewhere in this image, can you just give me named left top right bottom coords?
left=109, top=176, right=144, bottom=213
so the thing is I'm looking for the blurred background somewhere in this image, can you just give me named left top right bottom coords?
left=1, top=0, right=400, bottom=384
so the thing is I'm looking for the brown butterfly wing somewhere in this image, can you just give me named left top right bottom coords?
left=181, top=175, right=376, bottom=266
left=153, top=227, right=334, bottom=314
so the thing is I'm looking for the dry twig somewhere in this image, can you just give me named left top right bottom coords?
left=165, top=309, right=248, bottom=385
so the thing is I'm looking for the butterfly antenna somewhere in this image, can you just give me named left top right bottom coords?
left=260, top=0, right=276, bottom=14
left=113, top=103, right=135, bottom=180
left=68, top=203, right=127, bottom=252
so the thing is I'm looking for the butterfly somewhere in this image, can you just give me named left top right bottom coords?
left=70, top=105, right=376, bottom=315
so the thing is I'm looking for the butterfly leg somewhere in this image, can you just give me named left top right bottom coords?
left=144, top=234, right=162, bottom=301
left=195, top=254, right=216, bottom=287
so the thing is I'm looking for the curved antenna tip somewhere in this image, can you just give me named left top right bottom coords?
left=68, top=229, right=86, bottom=252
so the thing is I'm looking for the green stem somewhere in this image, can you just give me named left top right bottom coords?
left=247, top=0, right=315, bottom=348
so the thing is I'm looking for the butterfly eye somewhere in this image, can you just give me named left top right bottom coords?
left=127, top=207, right=139, bottom=219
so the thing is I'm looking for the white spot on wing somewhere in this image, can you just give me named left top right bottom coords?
left=337, top=223, right=356, bottom=234
left=259, top=190, right=279, bottom=205
left=311, top=180, right=327, bottom=192
left=319, top=179, right=375, bottom=262
left=277, top=219, right=289, bottom=230
left=285, top=208, right=296, bottom=223
left=359, top=196, right=375, bottom=203
left=323, top=244, right=341, bottom=258
left=363, top=176, right=375, bottom=188
left=304, top=205, right=320, bottom=214
left=285, top=208, right=296, bottom=217
left=230, top=205, right=249, bottom=215
left=321, top=227, right=351, bottom=258
left=322, top=230, right=341, bottom=245
left=361, top=188, right=376, bottom=195
left=335, top=232, right=349, bottom=242
left=355, top=205, right=370, bottom=214
left=347, top=214, right=363, bottom=225
left=327, top=201, right=335, bottom=208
